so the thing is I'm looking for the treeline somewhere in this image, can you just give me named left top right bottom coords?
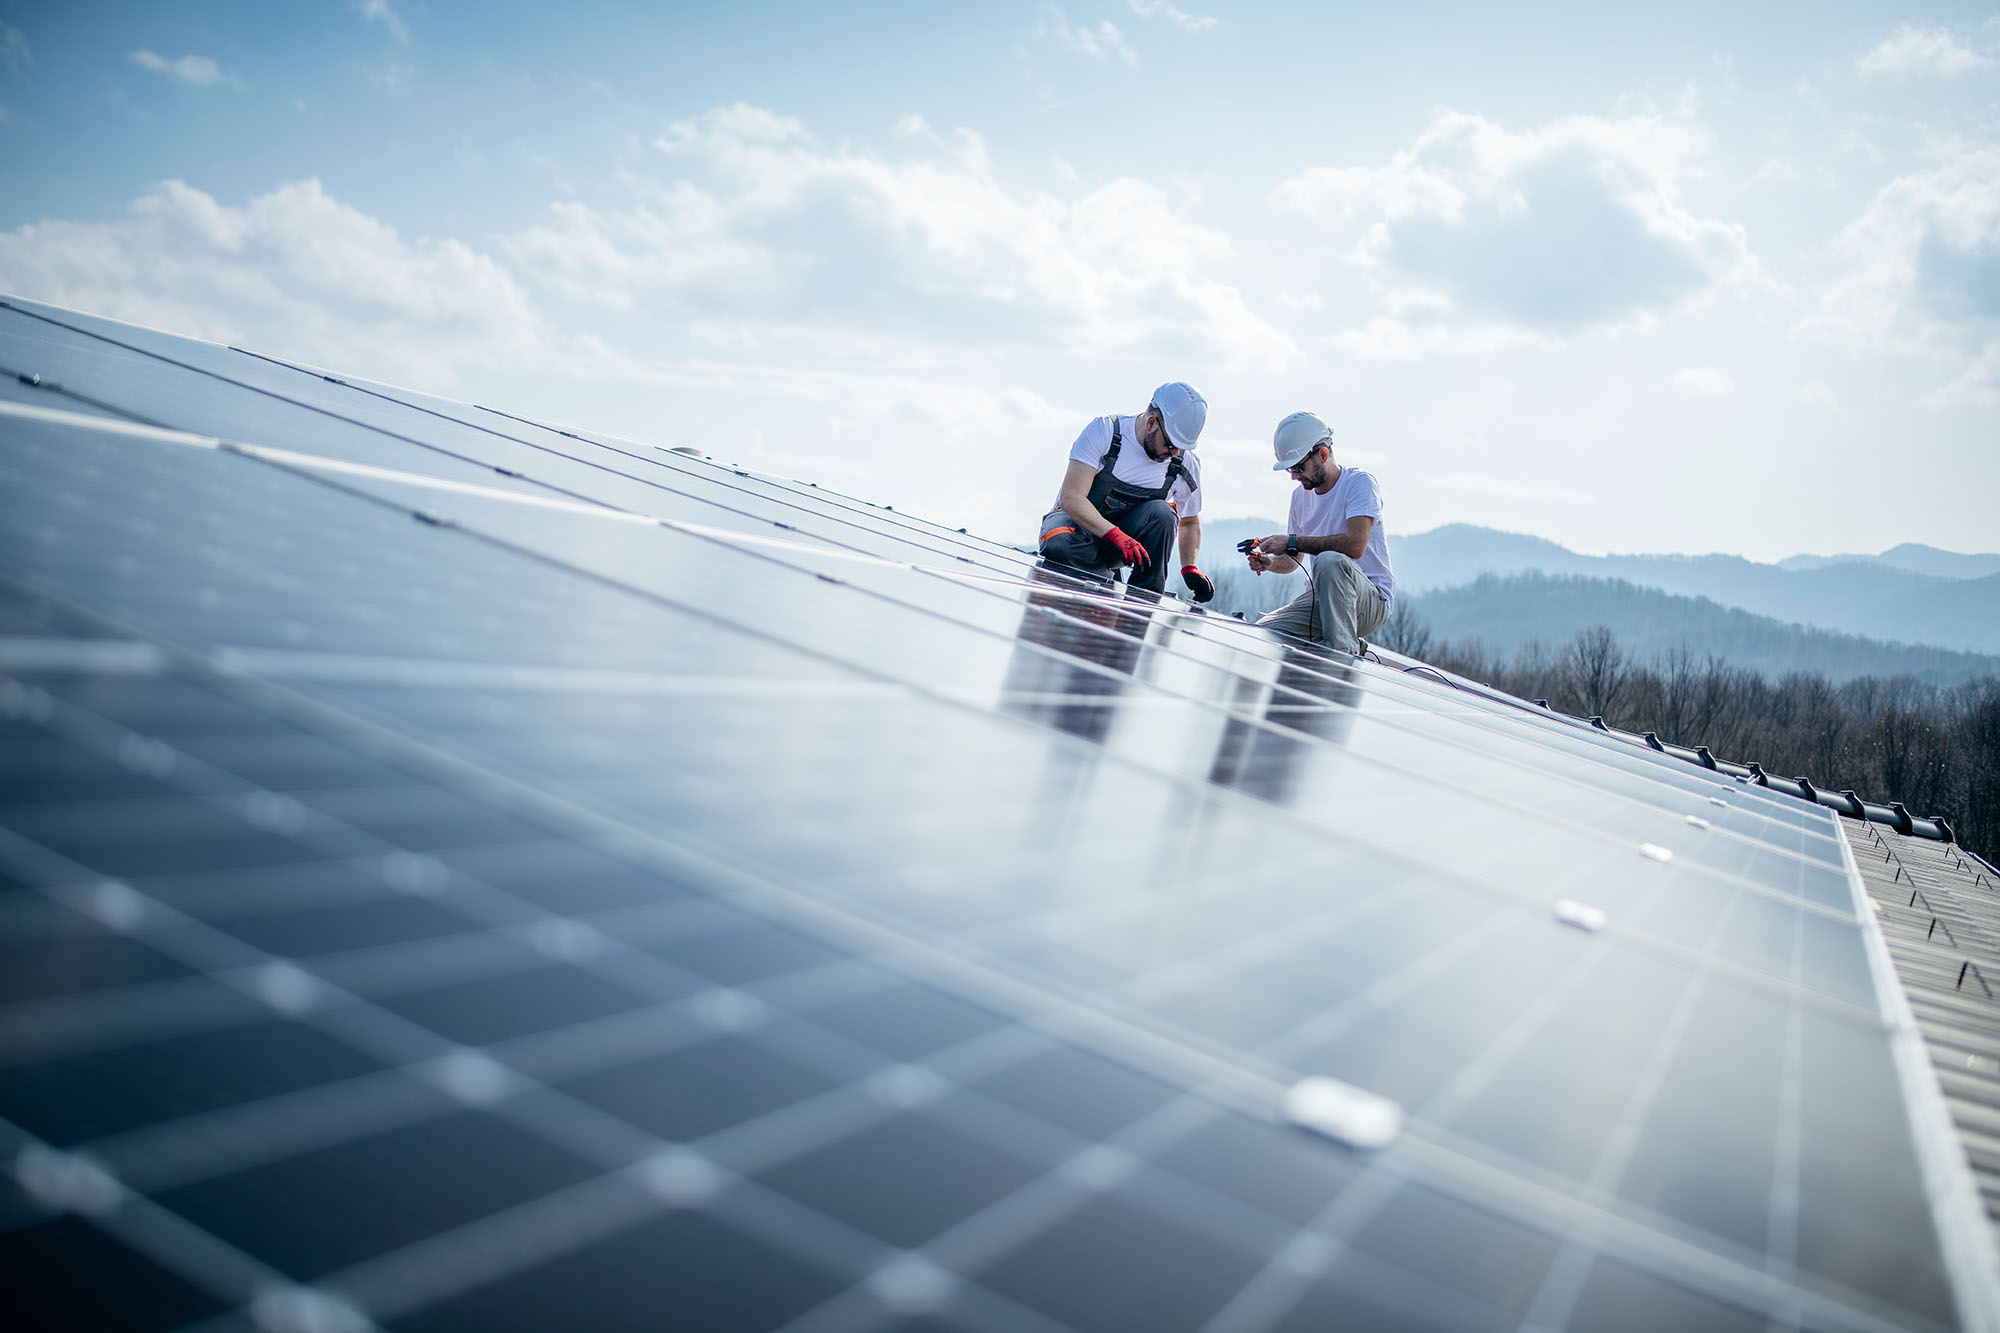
left=1376, top=612, right=2000, bottom=864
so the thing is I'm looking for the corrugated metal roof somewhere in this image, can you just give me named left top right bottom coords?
left=1849, top=822, right=2000, bottom=1261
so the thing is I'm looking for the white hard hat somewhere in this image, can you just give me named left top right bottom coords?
left=1150, top=382, right=1207, bottom=451
left=1272, top=411, right=1333, bottom=470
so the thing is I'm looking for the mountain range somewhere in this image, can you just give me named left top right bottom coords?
left=1775, top=544, right=2000, bottom=580
left=1202, top=521, right=2000, bottom=658
left=1196, top=519, right=2000, bottom=684
left=1402, top=573, right=2000, bottom=686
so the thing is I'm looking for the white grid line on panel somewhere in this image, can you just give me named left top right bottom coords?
left=0, top=700, right=1912, bottom=1320
left=3, top=628, right=1872, bottom=1176
left=0, top=400, right=1936, bottom=1320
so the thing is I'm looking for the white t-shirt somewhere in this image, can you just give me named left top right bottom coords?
left=1290, top=466, right=1395, bottom=609
left=1058, top=415, right=1202, bottom=517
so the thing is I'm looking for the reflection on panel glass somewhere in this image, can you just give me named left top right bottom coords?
left=999, top=564, right=1152, bottom=746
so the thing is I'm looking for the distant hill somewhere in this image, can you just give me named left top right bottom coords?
left=1778, top=543, right=2000, bottom=580
left=1381, top=522, right=1597, bottom=589
left=1404, top=572, right=2000, bottom=687
left=1385, top=523, right=2000, bottom=657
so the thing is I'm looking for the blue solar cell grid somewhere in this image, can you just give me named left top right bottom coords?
left=0, top=293, right=1985, bottom=1332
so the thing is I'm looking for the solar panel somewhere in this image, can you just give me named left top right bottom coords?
left=1, top=292, right=1992, bottom=1331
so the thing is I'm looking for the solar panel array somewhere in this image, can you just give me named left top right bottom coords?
left=0, top=292, right=1990, bottom=1332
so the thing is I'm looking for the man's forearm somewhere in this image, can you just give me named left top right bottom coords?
left=1291, top=531, right=1365, bottom=559
left=1178, top=518, right=1201, bottom=566
left=1059, top=491, right=1113, bottom=538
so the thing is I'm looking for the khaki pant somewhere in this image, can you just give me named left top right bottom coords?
left=1256, top=551, right=1388, bottom=654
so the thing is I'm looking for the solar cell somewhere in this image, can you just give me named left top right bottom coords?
left=1, top=293, right=1992, bottom=1332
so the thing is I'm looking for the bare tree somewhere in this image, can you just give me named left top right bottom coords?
left=1955, top=684, right=2000, bottom=851
left=1376, top=604, right=1434, bottom=659
left=1411, top=627, right=2000, bottom=864
left=1563, top=626, right=1628, bottom=720
left=1782, top=671, right=1849, bottom=781
left=1653, top=645, right=1697, bottom=741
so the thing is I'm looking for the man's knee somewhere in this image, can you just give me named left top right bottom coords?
left=1359, top=593, right=1389, bottom=639
left=1123, top=501, right=1178, bottom=577
left=1038, top=509, right=1104, bottom=567
left=1258, top=594, right=1316, bottom=637
left=1123, top=499, right=1177, bottom=541
left=1311, top=549, right=1361, bottom=581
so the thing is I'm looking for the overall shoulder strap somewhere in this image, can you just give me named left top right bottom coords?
left=1101, top=416, right=1122, bottom=471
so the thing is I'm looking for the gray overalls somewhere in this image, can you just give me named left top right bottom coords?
left=1037, top=418, right=1185, bottom=593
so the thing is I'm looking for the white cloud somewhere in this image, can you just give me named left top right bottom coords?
left=355, top=0, right=410, bottom=42
left=0, top=23, right=28, bottom=74
left=1274, top=109, right=1765, bottom=354
left=893, top=113, right=941, bottom=145
left=0, top=179, right=541, bottom=389
left=1836, top=127, right=1886, bottom=166
left=1127, top=0, right=1217, bottom=33
left=1795, top=141, right=2000, bottom=404
left=0, top=168, right=1111, bottom=538
left=502, top=102, right=1294, bottom=368
left=1428, top=473, right=1596, bottom=504
left=1858, top=24, right=1991, bottom=76
left=366, top=62, right=415, bottom=95
left=1797, top=380, right=1837, bottom=407
left=130, top=50, right=232, bottom=88
left=562, top=336, right=1077, bottom=438
left=1672, top=366, right=1731, bottom=395
left=544, top=333, right=1090, bottom=535
left=658, top=101, right=806, bottom=152
left=1747, top=159, right=1802, bottom=187
left=1036, top=7, right=1139, bottom=65
left=1923, top=345, right=2000, bottom=408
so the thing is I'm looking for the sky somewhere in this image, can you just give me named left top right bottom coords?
left=1, top=1, right=1997, bottom=560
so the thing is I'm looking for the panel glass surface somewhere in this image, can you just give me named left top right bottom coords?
left=0, top=304, right=1972, bottom=1333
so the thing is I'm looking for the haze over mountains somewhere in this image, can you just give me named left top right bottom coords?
left=1200, top=520, right=2000, bottom=686
left=1776, top=546, right=2000, bottom=581
left=1408, top=574, right=2000, bottom=686
left=1388, top=524, right=2000, bottom=657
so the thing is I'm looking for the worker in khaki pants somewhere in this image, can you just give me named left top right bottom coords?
left=1245, top=411, right=1396, bottom=655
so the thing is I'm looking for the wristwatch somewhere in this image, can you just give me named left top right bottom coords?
left=1286, top=535, right=1299, bottom=557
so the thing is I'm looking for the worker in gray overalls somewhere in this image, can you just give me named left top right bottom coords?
left=1036, top=382, right=1213, bottom=600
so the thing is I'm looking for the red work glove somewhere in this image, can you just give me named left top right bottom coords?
left=1181, top=565, right=1214, bottom=603
left=1103, top=526, right=1148, bottom=569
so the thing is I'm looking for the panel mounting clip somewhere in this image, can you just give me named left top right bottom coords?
left=1280, top=1076, right=1403, bottom=1151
